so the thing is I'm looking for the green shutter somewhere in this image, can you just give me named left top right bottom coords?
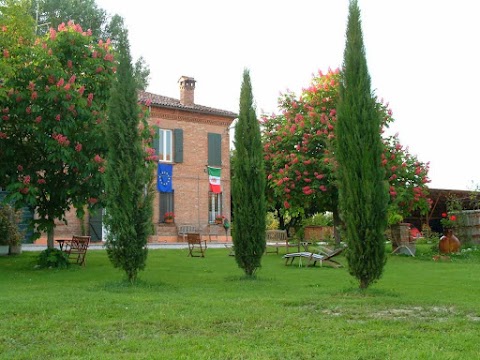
left=174, top=129, right=183, bottom=163
left=208, top=133, right=221, bottom=166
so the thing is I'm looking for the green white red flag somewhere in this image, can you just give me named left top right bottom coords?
left=208, top=167, right=221, bottom=193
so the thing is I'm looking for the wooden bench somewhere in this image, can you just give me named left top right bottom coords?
left=187, top=233, right=207, bottom=257
left=265, top=229, right=299, bottom=254
left=177, top=225, right=197, bottom=242
left=62, top=235, right=91, bottom=266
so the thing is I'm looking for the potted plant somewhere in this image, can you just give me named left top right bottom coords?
left=215, top=215, right=224, bottom=224
left=0, top=204, right=23, bottom=255
left=164, top=212, right=175, bottom=224
left=439, top=212, right=461, bottom=254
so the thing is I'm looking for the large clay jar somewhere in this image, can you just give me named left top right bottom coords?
left=439, top=229, right=461, bottom=254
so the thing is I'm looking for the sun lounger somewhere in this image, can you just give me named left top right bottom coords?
left=283, top=246, right=345, bottom=268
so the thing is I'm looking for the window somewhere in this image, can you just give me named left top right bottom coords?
left=158, top=129, right=172, bottom=162
left=208, top=192, right=222, bottom=223
left=208, top=133, right=221, bottom=166
left=159, top=191, right=174, bottom=223
left=154, top=128, right=183, bottom=163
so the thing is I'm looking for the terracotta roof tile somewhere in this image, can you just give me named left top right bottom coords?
left=138, top=91, right=237, bottom=118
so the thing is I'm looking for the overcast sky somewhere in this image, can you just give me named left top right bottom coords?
left=95, top=0, right=480, bottom=191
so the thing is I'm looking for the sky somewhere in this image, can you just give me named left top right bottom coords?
left=95, top=0, right=480, bottom=191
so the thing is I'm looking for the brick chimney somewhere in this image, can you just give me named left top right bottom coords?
left=178, top=76, right=196, bottom=106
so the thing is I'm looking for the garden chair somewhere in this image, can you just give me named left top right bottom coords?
left=283, top=245, right=346, bottom=268
left=63, top=235, right=91, bottom=266
left=187, top=233, right=207, bottom=257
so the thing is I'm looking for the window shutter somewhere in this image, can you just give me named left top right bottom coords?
left=208, top=133, right=222, bottom=166
left=153, top=126, right=160, bottom=155
left=173, top=129, right=183, bottom=163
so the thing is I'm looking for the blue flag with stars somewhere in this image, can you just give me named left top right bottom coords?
left=157, top=163, right=173, bottom=192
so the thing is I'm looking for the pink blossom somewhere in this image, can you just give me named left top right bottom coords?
left=26, top=106, right=31, bottom=114
left=23, top=175, right=31, bottom=185
left=31, top=91, right=38, bottom=100
left=98, top=166, right=105, bottom=173
left=67, top=60, right=73, bottom=69
left=3, top=48, right=9, bottom=58
left=49, top=28, right=56, bottom=40
left=284, top=201, right=290, bottom=209
left=58, top=23, right=66, bottom=31
left=75, top=143, right=82, bottom=152
left=17, top=165, right=23, bottom=172
left=68, top=75, right=76, bottom=84
left=35, top=116, right=42, bottom=123
left=37, top=179, right=46, bottom=184
left=2, top=26, right=6, bottom=32
left=57, top=78, right=65, bottom=87
left=55, top=114, right=61, bottom=121
left=0, top=132, right=7, bottom=139
left=93, top=154, right=103, bottom=163
left=87, top=29, right=92, bottom=36
left=78, top=86, right=85, bottom=96
left=19, top=187, right=29, bottom=195
left=88, top=197, right=98, bottom=204
left=145, top=99, right=152, bottom=106
left=64, top=83, right=71, bottom=91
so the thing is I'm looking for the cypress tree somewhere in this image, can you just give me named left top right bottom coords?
left=336, top=0, right=388, bottom=289
left=103, top=28, right=154, bottom=284
left=232, top=69, right=266, bottom=277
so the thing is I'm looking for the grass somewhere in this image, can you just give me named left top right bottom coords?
left=1, top=244, right=479, bottom=359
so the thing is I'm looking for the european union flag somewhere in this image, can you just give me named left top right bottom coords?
left=157, top=163, right=173, bottom=192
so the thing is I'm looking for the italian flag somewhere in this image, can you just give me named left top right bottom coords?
left=208, top=167, right=221, bottom=193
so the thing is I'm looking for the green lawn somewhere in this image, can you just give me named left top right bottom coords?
left=1, top=245, right=479, bottom=359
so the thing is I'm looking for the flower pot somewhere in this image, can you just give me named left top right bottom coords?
left=215, top=219, right=223, bottom=224
left=165, top=218, right=173, bottom=224
left=439, top=229, right=460, bottom=254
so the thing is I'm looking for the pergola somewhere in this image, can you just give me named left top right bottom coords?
left=404, top=188, right=480, bottom=233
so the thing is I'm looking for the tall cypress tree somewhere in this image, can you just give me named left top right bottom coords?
left=103, top=27, right=154, bottom=284
left=232, top=69, right=266, bottom=277
left=336, top=0, right=388, bottom=289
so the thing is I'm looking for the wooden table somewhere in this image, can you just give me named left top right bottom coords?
left=55, top=239, right=71, bottom=251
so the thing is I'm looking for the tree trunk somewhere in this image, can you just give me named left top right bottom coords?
left=47, top=227, right=55, bottom=249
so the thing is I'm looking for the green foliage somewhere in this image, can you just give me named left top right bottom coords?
left=36, top=248, right=69, bottom=268
left=336, top=0, right=388, bottom=289
left=0, top=204, right=23, bottom=246
left=0, top=17, right=115, bottom=246
left=231, top=69, right=266, bottom=276
left=103, top=26, right=154, bottom=284
left=33, top=0, right=107, bottom=39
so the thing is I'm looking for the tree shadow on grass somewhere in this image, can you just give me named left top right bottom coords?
left=334, top=286, right=400, bottom=298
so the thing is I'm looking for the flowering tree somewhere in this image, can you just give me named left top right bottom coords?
left=262, top=68, right=430, bottom=239
left=0, top=17, right=115, bottom=248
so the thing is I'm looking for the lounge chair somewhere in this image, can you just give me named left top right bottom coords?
left=283, top=246, right=345, bottom=268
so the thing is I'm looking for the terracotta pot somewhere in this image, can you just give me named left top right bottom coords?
left=165, top=218, right=173, bottom=224
left=439, top=229, right=461, bottom=254
left=215, top=219, right=223, bottom=224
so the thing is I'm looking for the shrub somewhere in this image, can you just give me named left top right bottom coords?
left=37, top=248, right=70, bottom=269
